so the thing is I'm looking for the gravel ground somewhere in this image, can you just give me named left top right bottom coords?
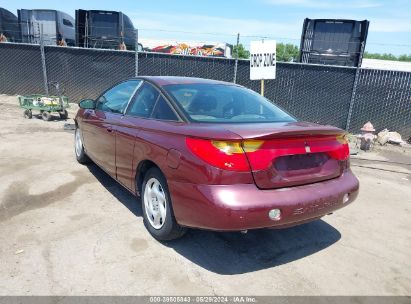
left=0, top=94, right=410, bottom=296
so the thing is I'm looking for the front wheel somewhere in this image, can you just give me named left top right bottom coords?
left=74, top=127, right=90, bottom=164
left=141, top=167, right=186, bottom=241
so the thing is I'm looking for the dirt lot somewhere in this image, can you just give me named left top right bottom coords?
left=0, top=94, right=410, bottom=295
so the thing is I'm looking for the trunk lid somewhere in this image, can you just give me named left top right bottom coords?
left=225, top=122, right=349, bottom=189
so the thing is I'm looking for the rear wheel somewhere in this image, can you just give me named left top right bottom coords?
left=74, top=127, right=90, bottom=164
left=141, top=167, right=186, bottom=241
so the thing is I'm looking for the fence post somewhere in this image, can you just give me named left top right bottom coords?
left=135, top=29, right=139, bottom=77
left=233, top=33, right=240, bottom=83
left=345, top=41, right=365, bottom=131
left=39, top=24, right=49, bottom=95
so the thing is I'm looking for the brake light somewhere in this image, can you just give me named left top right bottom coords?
left=186, top=134, right=349, bottom=172
left=186, top=138, right=250, bottom=171
left=327, top=134, right=350, bottom=161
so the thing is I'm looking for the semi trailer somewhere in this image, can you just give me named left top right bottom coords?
left=0, top=7, right=20, bottom=42
left=75, top=9, right=135, bottom=50
left=299, top=18, right=369, bottom=67
left=18, top=9, right=75, bottom=46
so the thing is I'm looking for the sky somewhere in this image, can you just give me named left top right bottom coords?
left=2, top=0, right=411, bottom=55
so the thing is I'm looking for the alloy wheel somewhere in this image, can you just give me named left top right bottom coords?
left=143, top=177, right=167, bottom=229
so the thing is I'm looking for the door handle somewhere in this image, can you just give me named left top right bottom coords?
left=106, top=127, right=113, bottom=133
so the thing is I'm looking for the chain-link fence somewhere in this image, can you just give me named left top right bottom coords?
left=349, top=69, right=411, bottom=138
left=0, top=43, right=43, bottom=95
left=44, top=46, right=135, bottom=101
left=0, top=42, right=410, bottom=140
left=237, top=61, right=358, bottom=129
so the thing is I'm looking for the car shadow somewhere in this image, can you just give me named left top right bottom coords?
left=86, top=163, right=142, bottom=217
left=86, top=163, right=341, bottom=275
left=165, top=222, right=341, bottom=275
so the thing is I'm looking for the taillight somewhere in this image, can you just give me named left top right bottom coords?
left=332, top=134, right=350, bottom=160
left=186, top=138, right=250, bottom=171
left=186, top=134, right=350, bottom=172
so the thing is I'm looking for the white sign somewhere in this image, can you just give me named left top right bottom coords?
left=250, top=40, right=276, bottom=80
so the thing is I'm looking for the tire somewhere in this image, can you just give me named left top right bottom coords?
left=74, top=127, right=90, bottom=164
left=141, top=167, right=186, bottom=241
left=42, top=111, right=52, bottom=121
left=59, top=110, right=68, bottom=120
left=23, top=109, right=32, bottom=119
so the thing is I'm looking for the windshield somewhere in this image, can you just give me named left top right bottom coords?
left=163, top=83, right=295, bottom=123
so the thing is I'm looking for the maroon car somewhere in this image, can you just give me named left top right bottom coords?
left=74, top=76, right=359, bottom=240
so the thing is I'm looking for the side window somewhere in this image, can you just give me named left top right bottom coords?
left=63, top=19, right=73, bottom=27
left=151, top=96, right=178, bottom=121
left=127, top=82, right=159, bottom=118
left=96, top=80, right=141, bottom=114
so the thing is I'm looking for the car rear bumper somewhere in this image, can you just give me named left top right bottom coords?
left=168, top=169, right=359, bottom=231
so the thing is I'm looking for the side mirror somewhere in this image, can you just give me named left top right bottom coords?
left=79, top=99, right=96, bottom=109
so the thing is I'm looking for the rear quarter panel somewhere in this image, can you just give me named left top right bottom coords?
left=129, top=118, right=254, bottom=196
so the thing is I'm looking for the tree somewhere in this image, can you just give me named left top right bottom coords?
left=363, top=52, right=411, bottom=62
left=235, top=44, right=411, bottom=63
left=276, top=43, right=299, bottom=62
left=233, top=42, right=300, bottom=62
left=398, top=54, right=411, bottom=62
left=232, top=43, right=250, bottom=59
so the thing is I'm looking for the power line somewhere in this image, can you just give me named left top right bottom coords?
left=2, top=23, right=411, bottom=49
left=140, top=28, right=411, bottom=48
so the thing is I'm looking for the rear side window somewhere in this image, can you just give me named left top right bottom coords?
left=151, top=96, right=178, bottom=121
left=127, top=82, right=159, bottom=118
left=96, top=80, right=141, bottom=114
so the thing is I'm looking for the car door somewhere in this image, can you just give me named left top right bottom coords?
left=115, top=82, right=180, bottom=191
left=81, top=80, right=141, bottom=177
left=114, top=82, right=159, bottom=189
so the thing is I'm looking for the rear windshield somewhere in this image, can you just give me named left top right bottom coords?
left=163, top=83, right=295, bottom=123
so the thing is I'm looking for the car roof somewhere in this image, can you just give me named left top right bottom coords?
left=135, top=76, right=240, bottom=87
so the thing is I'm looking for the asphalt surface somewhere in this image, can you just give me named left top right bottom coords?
left=0, top=95, right=410, bottom=295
